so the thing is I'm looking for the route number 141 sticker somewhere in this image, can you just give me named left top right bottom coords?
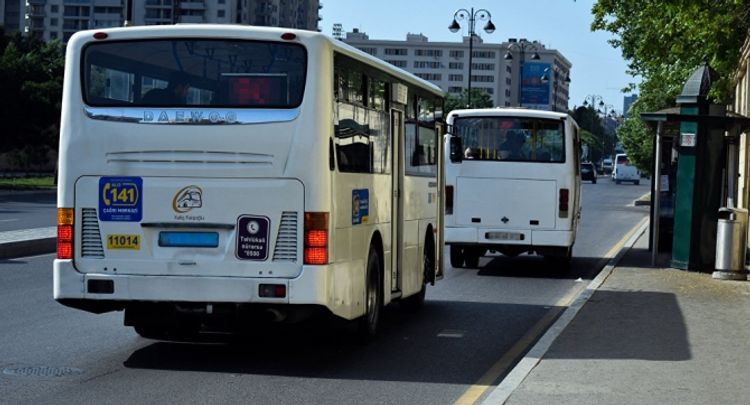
left=99, top=177, right=143, bottom=222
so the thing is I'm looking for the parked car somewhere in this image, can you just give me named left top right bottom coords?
left=581, top=162, right=597, bottom=183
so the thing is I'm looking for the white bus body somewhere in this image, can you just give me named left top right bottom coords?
left=54, top=25, right=444, bottom=338
left=444, top=108, right=581, bottom=268
left=612, top=153, right=640, bottom=184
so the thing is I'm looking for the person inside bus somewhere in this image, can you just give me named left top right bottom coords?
left=499, top=131, right=526, bottom=160
left=142, top=72, right=191, bottom=105
left=464, top=146, right=478, bottom=159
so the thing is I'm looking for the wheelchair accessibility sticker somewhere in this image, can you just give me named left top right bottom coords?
left=99, top=177, right=143, bottom=221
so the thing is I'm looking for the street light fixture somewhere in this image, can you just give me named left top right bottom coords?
left=582, top=94, right=605, bottom=112
left=540, top=67, right=571, bottom=111
left=448, top=7, right=495, bottom=107
left=504, top=40, right=541, bottom=107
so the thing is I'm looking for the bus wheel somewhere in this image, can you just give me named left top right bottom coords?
left=357, top=246, right=382, bottom=341
left=450, top=246, right=464, bottom=268
left=464, top=248, right=481, bottom=268
left=402, top=236, right=434, bottom=311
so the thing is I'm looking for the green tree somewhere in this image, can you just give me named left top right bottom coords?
left=590, top=0, right=750, bottom=173
left=572, top=106, right=610, bottom=163
left=444, top=88, right=493, bottom=114
left=0, top=31, right=65, bottom=168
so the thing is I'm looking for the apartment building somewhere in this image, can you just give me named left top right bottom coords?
left=1, top=0, right=320, bottom=42
left=343, top=29, right=572, bottom=110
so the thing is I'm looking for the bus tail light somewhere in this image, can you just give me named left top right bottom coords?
left=559, top=189, right=569, bottom=218
left=304, top=212, right=329, bottom=265
left=446, top=185, right=454, bottom=215
left=57, top=208, right=74, bottom=259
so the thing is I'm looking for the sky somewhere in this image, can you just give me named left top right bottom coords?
left=318, top=0, right=639, bottom=114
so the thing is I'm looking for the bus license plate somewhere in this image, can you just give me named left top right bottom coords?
left=106, top=234, right=141, bottom=250
left=486, top=232, right=523, bottom=241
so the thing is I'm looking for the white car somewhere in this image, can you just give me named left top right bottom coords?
left=612, top=153, right=640, bottom=184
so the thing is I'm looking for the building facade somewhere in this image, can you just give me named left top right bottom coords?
left=343, top=29, right=572, bottom=110
left=1, top=0, right=320, bottom=42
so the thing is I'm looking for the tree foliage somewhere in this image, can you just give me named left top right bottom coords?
left=591, top=0, right=750, bottom=173
left=571, top=106, right=613, bottom=164
left=444, top=88, right=493, bottom=115
left=0, top=30, right=65, bottom=166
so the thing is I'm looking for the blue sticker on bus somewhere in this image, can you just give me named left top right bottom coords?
left=99, top=177, right=143, bottom=222
left=352, top=189, right=369, bottom=225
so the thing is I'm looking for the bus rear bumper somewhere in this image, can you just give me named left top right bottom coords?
left=53, top=260, right=355, bottom=319
left=445, top=227, right=574, bottom=248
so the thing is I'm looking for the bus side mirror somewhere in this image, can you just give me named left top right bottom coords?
left=449, top=136, right=463, bottom=163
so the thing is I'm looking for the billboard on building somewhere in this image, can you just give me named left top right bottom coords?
left=520, top=62, right=550, bottom=109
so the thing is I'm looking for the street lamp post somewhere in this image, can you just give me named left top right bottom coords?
left=449, top=8, right=495, bottom=107
left=504, top=40, right=541, bottom=107
left=540, top=66, right=571, bottom=111
left=583, top=94, right=605, bottom=113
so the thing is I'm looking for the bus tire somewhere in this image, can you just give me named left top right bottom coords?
left=357, top=246, right=382, bottom=342
left=464, top=248, right=481, bottom=268
left=450, top=246, right=464, bottom=268
left=402, top=235, right=434, bottom=311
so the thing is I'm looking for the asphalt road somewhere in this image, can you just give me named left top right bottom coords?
left=0, top=190, right=56, bottom=232
left=0, top=177, right=650, bottom=404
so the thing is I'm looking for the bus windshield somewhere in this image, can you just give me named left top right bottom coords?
left=83, top=39, right=307, bottom=108
left=453, top=116, right=565, bottom=163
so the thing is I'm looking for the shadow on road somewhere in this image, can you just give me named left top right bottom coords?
left=474, top=255, right=606, bottom=280
left=123, top=300, right=554, bottom=384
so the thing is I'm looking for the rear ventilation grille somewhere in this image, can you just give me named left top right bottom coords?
left=81, top=208, right=104, bottom=258
left=272, top=211, right=298, bottom=262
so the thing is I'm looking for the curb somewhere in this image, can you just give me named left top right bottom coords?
left=0, top=227, right=58, bottom=259
left=0, top=237, right=57, bottom=259
left=481, top=217, right=650, bottom=404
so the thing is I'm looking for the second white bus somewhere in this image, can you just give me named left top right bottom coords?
left=54, top=25, right=444, bottom=340
left=444, top=108, right=581, bottom=269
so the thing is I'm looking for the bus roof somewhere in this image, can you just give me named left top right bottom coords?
left=70, top=24, right=444, bottom=98
left=448, top=108, right=570, bottom=121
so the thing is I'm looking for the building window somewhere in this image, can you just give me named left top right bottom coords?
left=414, top=61, right=441, bottom=69
left=217, top=10, right=225, bottom=18
left=448, top=74, right=463, bottom=82
left=471, top=63, right=495, bottom=70
left=449, top=62, right=463, bottom=70
left=506, top=78, right=512, bottom=85
left=471, top=50, right=496, bottom=58
left=505, top=89, right=511, bottom=97
left=51, top=5, right=59, bottom=13
left=415, top=49, right=443, bottom=57
left=448, top=86, right=463, bottom=93
left=471, top=75, right=494, bottom=83
left=386, top=60, right=407, bottom=68
left=50, top=18, right=58, bottom=26
left=358, top=47, right=377, bottom=56
left=50, top=31, right=58, bottom=39
left=449, top=50, right=464, bottom=58
left=506, top=65, right=512, bottom=73
left=384, top=48, right=407, bottom=56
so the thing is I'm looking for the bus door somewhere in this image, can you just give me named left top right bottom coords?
left=390, top=109, right=404, bottom=293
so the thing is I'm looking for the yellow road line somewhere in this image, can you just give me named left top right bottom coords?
left=453, top=216, right=648, bottom=405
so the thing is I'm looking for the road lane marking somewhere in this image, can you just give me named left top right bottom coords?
left=454, top=216, right=649, bottom=405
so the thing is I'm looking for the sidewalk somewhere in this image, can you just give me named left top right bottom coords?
left=490, top=226, right=750, bottom=404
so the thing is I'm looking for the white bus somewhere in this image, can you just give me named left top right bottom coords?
left=444, top=108, right=581, bottom=269
left=54, top=25, right=444, bottom=340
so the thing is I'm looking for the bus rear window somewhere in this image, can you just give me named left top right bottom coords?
left=82, top=39, right=306, bottom=108
left=453, top=116, right=565, bottom=163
